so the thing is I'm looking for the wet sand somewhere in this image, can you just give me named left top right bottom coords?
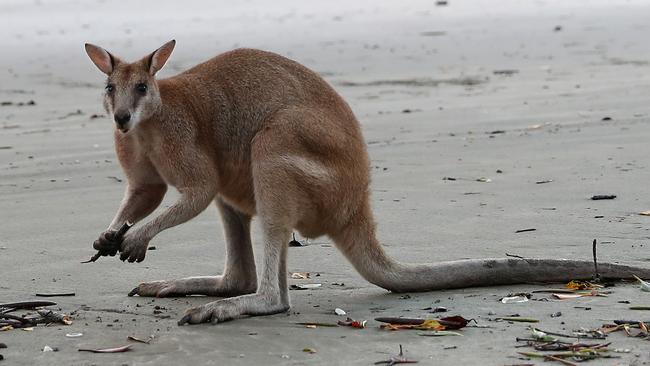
left=2, top=0, right=650, bottom=364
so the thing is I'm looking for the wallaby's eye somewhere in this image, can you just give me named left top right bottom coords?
left=105, top=84, right=114, bottom=93
left=136, top=83, right=148, bottom=93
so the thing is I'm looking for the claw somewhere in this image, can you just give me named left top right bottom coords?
left=178, top=314, right=192, bottom=326
left=127, top=287, right=139, bottom=297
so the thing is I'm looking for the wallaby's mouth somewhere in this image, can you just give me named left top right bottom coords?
left=117, top=126, right=130, bottom=133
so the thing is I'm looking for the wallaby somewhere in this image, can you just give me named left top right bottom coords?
left=85, top=40, right=650, bottom=325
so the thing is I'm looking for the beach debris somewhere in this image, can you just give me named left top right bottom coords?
left=42, top=345, right=57, bottom=352
left=37, top=310, right=72, bottom=325
left=633, top=275, right=650, bottom=292
left=531, top=328, right=556, bottom=342
left=82, top=221, right=132, bottom=263
left=629, top=306, right=650, bottom=311
left=493, top=69, right=519, bottom=76
left=565, top=280, right=600, bottom=291
left=35, top=292, right=75, bottom=297
left=552, top=290, right=603, bottom=300
left=127, top=335, right=154, bottom=344
left=435, top=0, right=448, bottom=5
left=66, top=333, right=83, bottom=338
left=422, top=306, right=447, bottom=313
left=418, top=331, right=462, bottom=337
left=0, top=343, right=5, bottom=348
left=501, top=293, right=531, bottom=303
left=380, top=319, right=444, bottom=331
left=290, top=283, right=321, bottom=290
left=498, top=317, right=539, bottom=323
left=377, top=316, right=470, bottom=331
left=375, top=345, right=418, bottom=365
left=515, top=228, right=536, bottom=233
left=303, top=347, right=317, bottom=354
left=288, top=233, right=305, bottom=247
left=337, top=317, right=367, bottom=329
left=419, top=31, right=446, bottom=37
left=527, top=124, right=544, bottom=130
left=639, top=211, right=650, bottom=216
left=290, top=272, right=310, bottom=279
left=78, top=345, right=132, bottom=353
left=334, top=308, right=346, bottom=316
left=591, top=195, right=616, bottom=200
left=296, top=322, right=338, bottom=328
left=536, top=179, right=553, bottom=184
left=553, top=25, right=563, bottom=32
left=0, top=301, right=56, bottom=310
left=517, top=350, right=615, bottom=365
left=476, top=177, right=491, bottom=183
left=551, top=312, right=562, bottom=318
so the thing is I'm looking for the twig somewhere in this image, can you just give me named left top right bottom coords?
left=592, top=239, right=600, bottom=282
left=545, top=355, right=578, bottom=366
left=515, top=228, right=536, bottom=233
left=35, top=292, right=75, bottom=297
left=82, top=221, right=132, bottom=263
left=375, top=345, right=418, bottom=365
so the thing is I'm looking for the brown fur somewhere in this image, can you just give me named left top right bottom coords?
left=85, top=41, right=650, bottom=325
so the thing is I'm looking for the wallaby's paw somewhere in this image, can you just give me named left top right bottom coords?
left=128, top=280, right=182, bottom=297
left=119, top=232, right=150, bottom=263
left=178, top=299, right=240, bottom=325
left=93, top=230, right=121, bottom=256
left=177, top=295, right=290, bottom=325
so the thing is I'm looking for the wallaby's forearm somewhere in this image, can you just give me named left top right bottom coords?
left=108, top=184, right=167, bottom=230
left=137, top=187, right=216, bottom=240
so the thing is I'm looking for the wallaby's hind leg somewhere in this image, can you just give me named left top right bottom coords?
left=130, top=198, right=257, bottom=297
left=178, top=220, right=291, bottom=324
left=178, top=128, right=298, bottom=324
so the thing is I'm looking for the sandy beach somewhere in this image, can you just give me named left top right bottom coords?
left=2, top=0, right=650, bottom=364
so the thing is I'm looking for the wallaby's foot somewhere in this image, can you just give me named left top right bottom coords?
left=128, top=276, right=257, bottom=298
left=177, top=293, right=290, bottom=325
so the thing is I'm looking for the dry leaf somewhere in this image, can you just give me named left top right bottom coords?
left=381, top=319, right=445, bottom=331
left=565, top=280, right=599, bottom=290
left=438, top=316, right=470, bottom=330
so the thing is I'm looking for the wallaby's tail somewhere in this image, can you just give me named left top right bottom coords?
left=331, top=205, right=650, bottom=293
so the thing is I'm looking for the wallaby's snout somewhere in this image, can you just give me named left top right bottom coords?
left=114, top=111, right=132, bottom=131
left=84, top=40, right=176, bottom=134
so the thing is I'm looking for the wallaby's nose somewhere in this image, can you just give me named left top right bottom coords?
left=114, top=112, right=131, bottom=126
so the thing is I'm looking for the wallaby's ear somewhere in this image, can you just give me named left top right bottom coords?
left=85, top=43, right=117, bottom=75
left=147, top=40, right=176, bottom=75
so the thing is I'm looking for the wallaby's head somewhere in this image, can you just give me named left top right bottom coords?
left=84, top=40, right=176, bottom=133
